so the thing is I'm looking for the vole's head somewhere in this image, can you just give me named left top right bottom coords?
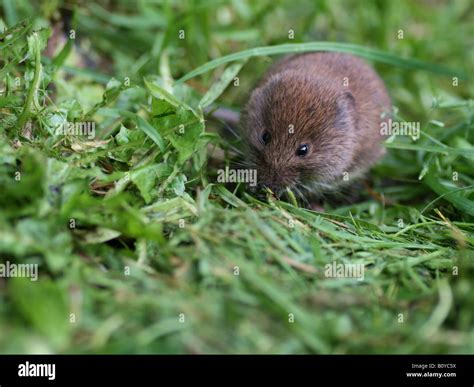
left=242, top=71, right=357, bottom=196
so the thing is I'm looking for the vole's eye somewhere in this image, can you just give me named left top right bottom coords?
left=260, top=131, right=270, bottom=145
left=296, top=144, right=309, bottom=157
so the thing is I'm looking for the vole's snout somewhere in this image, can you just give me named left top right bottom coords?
left=257, top=173, right=286, bottom=198
left=261, top=183, right=282, bottom=198
left=252, top=184, right=281, bottom=200
left=255, top=162, right=298, bottom=198
left=248, top=185, right=258, bottom=194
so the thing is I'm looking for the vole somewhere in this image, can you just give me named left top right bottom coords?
left=241, top=52, right=391, bottom=199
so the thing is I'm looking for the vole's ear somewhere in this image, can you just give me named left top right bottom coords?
left=335, top=91, right=357, bottom=130
left=337, top=91, right=355, bottom=111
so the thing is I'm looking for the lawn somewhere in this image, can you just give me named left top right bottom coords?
left=0, top=0, right=473, bottom=354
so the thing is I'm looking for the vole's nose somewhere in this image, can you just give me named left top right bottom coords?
left=256, top=166, right=283, bottom=197
left=248, top=185, right=257, bottom=193
left=261, top=183, right=282, bottom=198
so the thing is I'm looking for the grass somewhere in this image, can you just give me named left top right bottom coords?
left=0, top=0, right=473, bottom=354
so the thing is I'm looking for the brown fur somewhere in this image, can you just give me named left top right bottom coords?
left=241, top=52, right=391, bottom=196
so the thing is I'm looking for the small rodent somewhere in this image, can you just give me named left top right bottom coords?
left=242, top=52, right=391, bottom=197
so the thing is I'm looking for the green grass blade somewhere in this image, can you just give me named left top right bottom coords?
left=178, top=42, right=463, bottom=83
left=2, top=0, right=18, bottom=26
left=120, top=111, right=165, bottom=152
left=199, top=60, right=247, bottom=108
left=384, top=142, right=474, bottom=156
left=423, top=172, right=474, bottom=216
